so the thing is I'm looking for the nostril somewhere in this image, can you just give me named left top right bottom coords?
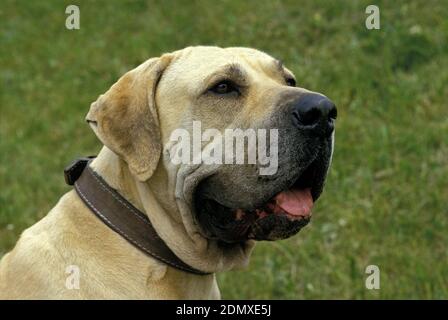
left=292, top=107, right=322, bottom=127
left=328, top=107, right=337, bottom=121
left=300, top=107, right=321, bottom=126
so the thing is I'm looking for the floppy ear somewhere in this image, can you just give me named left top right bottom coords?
left=86, top=55, right=172, bottom=181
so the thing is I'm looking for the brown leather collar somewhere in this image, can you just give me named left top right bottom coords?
left=64, top=157, right=210, bottom=275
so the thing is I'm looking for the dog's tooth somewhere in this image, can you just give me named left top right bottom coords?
left=235, top=209, right=245, bottom=220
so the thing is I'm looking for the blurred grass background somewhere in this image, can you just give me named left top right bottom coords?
left=1, top=0, right=447, bottom=299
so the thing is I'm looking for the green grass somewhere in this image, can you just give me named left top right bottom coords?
left=1, top=0, right=447, bottom=299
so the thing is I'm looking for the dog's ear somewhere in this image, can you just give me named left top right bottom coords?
left=86, top=55, right=172, bottom=181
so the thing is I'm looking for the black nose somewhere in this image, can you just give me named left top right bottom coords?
left=291, top=93, right=337, bottom=136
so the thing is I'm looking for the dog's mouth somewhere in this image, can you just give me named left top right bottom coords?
left=194, top=159, right=327, bottom=243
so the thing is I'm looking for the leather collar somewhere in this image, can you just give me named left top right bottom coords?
left=64, top=157, right=210, bottom=275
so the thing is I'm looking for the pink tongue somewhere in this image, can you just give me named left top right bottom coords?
left=274, top=188, right=314, bottom=217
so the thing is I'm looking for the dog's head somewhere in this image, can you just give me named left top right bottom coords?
left=87, top=46, right=336, bottom=247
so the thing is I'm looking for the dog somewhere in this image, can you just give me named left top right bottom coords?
left=0, top=46, right=336, bottom=299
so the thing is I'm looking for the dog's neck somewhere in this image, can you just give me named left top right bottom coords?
left=89, top=146, right=255, bottom=275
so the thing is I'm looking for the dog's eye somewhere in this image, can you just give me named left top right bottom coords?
left=209, top=80, right=239, bottom=95
left=285, top=77, right=296, bottom=87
